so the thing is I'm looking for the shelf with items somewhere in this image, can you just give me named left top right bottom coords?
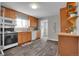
left=60, top=2, right=78, bottom=33
left=66, top=2, right=78, bottom=32
left=67, top=2, right=77, bottom=17
left=67, top=2, right=77, bottom=11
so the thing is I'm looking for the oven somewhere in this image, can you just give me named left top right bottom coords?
left=0, top=17, right=18, bottom=49
left=4, top=19, right=16, bottom=25
left=0, top=34, right=1, bottom=46
left=4, top=33, right=18, bottom=46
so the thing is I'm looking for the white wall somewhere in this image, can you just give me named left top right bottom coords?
left=76, top=3, right=79, bottom=35
left=39, top=15, right=60, bottom=41
left=48, top=15, right=60, bottom=41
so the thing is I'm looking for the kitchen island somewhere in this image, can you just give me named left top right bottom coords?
left=58, top=33, right=79, bottom=56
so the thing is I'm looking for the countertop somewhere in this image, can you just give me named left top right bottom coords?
left=16, top=30, right=40, bottom=32
left=58, top=33, right=79, bottom=37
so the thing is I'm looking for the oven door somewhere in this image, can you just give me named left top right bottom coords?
left=0, top=34, right=1, bottom=46
left=4, top=33, right=18, bottom=46
left=0, top=34, right=2, bottom=46
left=11, top=33, right=18, bottom=43
left=4, top=34, right=13, bottom=46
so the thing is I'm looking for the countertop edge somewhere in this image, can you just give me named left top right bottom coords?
left=58, top=33, right=79, bottom=37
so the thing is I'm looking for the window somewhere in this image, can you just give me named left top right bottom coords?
left=15, top=12, right=30, bottom=28
left=15, top=18, right=22, bottom=28
left=15, top=18, right=30, bottom=28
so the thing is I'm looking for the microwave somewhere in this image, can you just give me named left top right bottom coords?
left=0, top=17, right=16, bottom=25
left=4, top=19, right=16, bottom=26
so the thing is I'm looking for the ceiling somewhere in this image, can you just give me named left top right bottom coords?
left=1, top=2, right=66, bottom=18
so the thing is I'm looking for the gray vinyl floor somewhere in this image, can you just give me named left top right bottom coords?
left=4, top=39, right=58, bottom=56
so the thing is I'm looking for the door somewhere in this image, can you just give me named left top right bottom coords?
left=40, top=20, right=48, bottom=39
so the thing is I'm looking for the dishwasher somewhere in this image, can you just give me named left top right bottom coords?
left=32, top=31, right=37, bottom=40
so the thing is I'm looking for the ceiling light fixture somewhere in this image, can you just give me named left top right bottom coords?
left=31, top=3, right=38, bottom=9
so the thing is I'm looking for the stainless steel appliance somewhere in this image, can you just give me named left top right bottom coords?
left=0, top=35, right=1, bottom=46
left=4, top=33, right=18, bottom=46
left=4, top=19, right=16, bottom=26
left=0, top=17, right=18, bottom=50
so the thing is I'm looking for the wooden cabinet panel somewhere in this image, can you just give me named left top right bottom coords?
left=18, top=32, right=23, bottom=44
left=36, top=31, right=40, bottom=39
left=78, top=39, right=79, bottom=55
left=0, top=7, right=2, bottom=16
left=29, top=16, right=38, bottom=27
left=58, top=35, right=78, bottom=56
left=1, top=7, right=16, bottom=19
left=60, top=8, right=68, bottom=32
left=21, top=32, right=26, bottom=43
left=18, top=32, right=31, bottom=45
left=9, top=9, right=16, bottom=19
left=26, top=32, right=31, bottom=42
left=4, top=8, right=10, bottom=18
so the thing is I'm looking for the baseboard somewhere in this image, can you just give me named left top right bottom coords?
left=48, top=37, right=58, bottom=41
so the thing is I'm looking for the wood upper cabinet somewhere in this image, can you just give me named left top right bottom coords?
left=29, top=16, right=38, bottom=27
left=1, top=7, right=16, bottom=19
left=4, top=8, right=10, bottom=18
left=0, top=7, right=2, bottom=16
left=9, top=9, right=16, bottom=19
left=18, top=32, right=31, bottom=45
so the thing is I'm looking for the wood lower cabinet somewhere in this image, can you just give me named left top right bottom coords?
left=58, top=33, right=79, bottom=56
left=36, top=31, right=40, bottom=39
left=18, top=32, right=23, bottom=44
left=18, top=32, right=31, bottom=45
left=26, top=32, right=31, bottom=42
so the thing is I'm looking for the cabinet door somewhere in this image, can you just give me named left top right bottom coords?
left=58, top=36, right=78, bottom=56
left=18, top=32, right=23, bottom=45
left=26, top=32, right=31, bottom=42
left=9, top=9, right=16, bottom=19
left=3, top=7, right=16, bottom=19
left=29, top=16, right=35, bottom=27
left=36, top=32, right=40, bottom=39
left=34, top=17, right=38, bottom=27
left=4, top=8, right=10, bottom=18
left=29, top=16, right=38, bottom=27
left=22, top=32, right=27, bottom=43
left=0, top=7, right=2, bottom=16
